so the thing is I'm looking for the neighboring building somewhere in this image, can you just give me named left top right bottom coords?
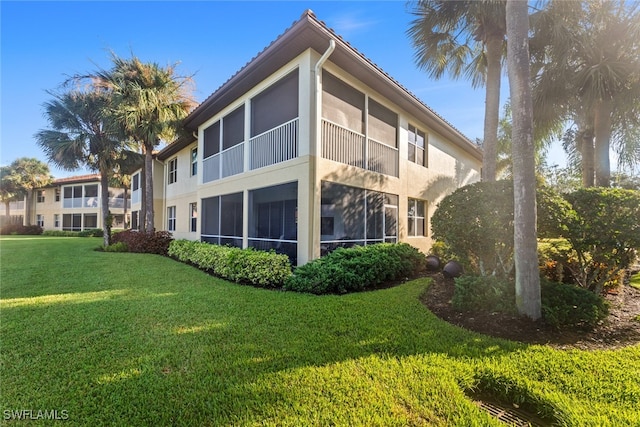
left=5, top=174, right=131, bottom=231
left=131, top=10, right=482, bottom=265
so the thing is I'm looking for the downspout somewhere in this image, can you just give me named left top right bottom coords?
left=309, top=39, right=335, bottom=262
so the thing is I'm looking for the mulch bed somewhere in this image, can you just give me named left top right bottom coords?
left=420, top=272, right=640, bottom=350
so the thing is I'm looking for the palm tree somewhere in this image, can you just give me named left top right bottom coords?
left=109, top=170, right=133, bottom=229
left=506, top=0, right=540, bottom=320
left=6, top=158, right=53, bottom=226
left=36, top=88, right=131, bottom=246
left=95, top=54, right=195, bottom=232
left=531, top=0, right=640, bottom=187
left=407, top=0, right=506, bottom=182
left=0, top=165, right=24, bottom=219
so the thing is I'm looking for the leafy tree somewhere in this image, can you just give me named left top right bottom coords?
left=407, top=0, right=506, bottom=182
left=531, top=1, right=640, bottom=187
left=0, top=165, right=24, bottom=218
left=36, top=88, right=132, bottom=246
left=506, top=0, right=540, bottom=319
left=4, top=158, right=53, bottom=226
left=95, top=54, right=195, bottom=232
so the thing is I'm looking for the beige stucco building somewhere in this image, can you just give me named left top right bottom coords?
left=5, top=174, right=130, bottom=231
left=130, top=10, right=482, bottom=265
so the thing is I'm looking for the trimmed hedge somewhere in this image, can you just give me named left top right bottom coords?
left=42, top=229, right=103, bottom=237
left=111, top=230, right=173, bottom=256
left=0, top=224, right=43, bottom=235
left=451, top=275, right=609, bottom=329
left=283, top=243, right=426, bottom=294
left=168, top=240, right=292, bottom=288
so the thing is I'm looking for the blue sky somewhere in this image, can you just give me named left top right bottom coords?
left=1, top=1, right=566, bottom=178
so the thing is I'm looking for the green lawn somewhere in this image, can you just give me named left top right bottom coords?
left=1, top=237, right=639, bottom=426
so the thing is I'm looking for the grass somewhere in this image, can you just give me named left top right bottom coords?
left=1, top=236, right=639, bottom=426
left=630, top=271, right=640, bottom=290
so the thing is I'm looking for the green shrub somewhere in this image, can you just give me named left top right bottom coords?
left=284, top=243, right=425, bottom=294
left=111, top=230, right=173, bottom=255
left=541, top=280, right=609, bottom=329
left=0, top=224, right=43, bottom=235
left=102, top=242, right=128, bottom=252
left=451, top=274, right=609, bottom=329
left=167, top=240, right=292, bottom=288
left=78, top=228, right=103, bottom=237
left=431, top=180, right=569, bottom=278
left=560, top=188, right=640, bottom=293
left=42, top=229, right=103, bottom=238
left=451, top=275, right=516, bottom=314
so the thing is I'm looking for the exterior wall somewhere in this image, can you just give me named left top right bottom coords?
left=161, top=143, right=199, bottom=240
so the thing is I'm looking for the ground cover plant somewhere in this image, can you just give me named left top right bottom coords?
left=1, top=237, right=639, bottom=426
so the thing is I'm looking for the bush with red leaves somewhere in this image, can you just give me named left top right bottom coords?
left=111, top=230, right=174, bottom=255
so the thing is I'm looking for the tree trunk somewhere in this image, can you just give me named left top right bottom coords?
left=140, top=164, right=147, bottom=231
left=594, top=98, right=612, bottom=187
left=580, top=130, right=595, bottom=187
left=144, top=144, right=154, bottom=232
left=4, top=201, right=10, bottom=218
left=506, top=0, right=541, bottom=320
left=481, top=36, right=502, bottom=182
left=123, top=187, right=129, bottom=229
left=24, top=190, right=32, bottom=226
left=100, top=172, right=111, bottom=247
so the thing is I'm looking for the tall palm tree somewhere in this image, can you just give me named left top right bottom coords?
left=109, top=169, right=133, bottom=229
left=407, top=0, right=506, bottom=182
left=36, top=88, right=131, bottom=246
left=95, top=54, right=195, bottom=232
left=6, top=158, right=53, bottom=226
left=531, top=0, right=640, bottom=187
left=506, top=0, right=540, bottom=320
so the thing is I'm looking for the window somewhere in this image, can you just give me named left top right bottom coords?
left=167, top=206, right=176, bottom=232
left=132, top=173, right=140, bottom=191
left=131, top=211, right=139, bottom=230
left=251, top=70, right=298, bottom=137
left=84, top=185, right=98, bottom=207
left=63, top=214, right=82, bottom=231
left=54, top=214, right=60, bottom=228
left=55, top=189, right=60, bottom=202
left=36, top=214, right=44, bottom=227
left=368, top=99, right=397, bottom=147
left=36, top=190, right=45, bottom=203
left=191, top=148, right=198, bottom=176
left=168, top=158, right=177, bottom=184
left=202, top=192, right=243, bottom=247
left=248, top=182, right=298, bottom=263
left=320, top=182, right=398, bottom=255
left=322, top=71, right=365, bottom=133
left=408, top=124, right=427, bottom=167
left=189, top=202, right=197, bottom=232
left=84, top=213, right=98, bottom=229
left=408, top=198, right=426, bottom=237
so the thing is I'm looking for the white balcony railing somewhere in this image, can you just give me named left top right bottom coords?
left=63, top=197, right=99, bottom=208
left=250, top=118, right=298, bottom=170
left=321, top=119, right=365, bottom=168
left=321, top=119, right=398, bottom=177
left=367, top=138, right=399, bottom=177
left=203, top=143, right=245, bottom=184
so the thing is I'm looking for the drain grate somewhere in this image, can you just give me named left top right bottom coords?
left=475, top=399, right=549, bottom=427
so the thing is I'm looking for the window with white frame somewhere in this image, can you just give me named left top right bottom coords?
left=408, top=198, right=426, bottom=237
left=191, top=148, right=198, bottom=176
left=55, top=188, right=60, bottom=202
left=36, top=190, right=45, bottom=203
left=167, top=206, right=176, bottom=231
left=54, top=214, right=60, bottom=228
left=36, top=214, right=44, bottom=227
left=168, top=158, right=177, bottom=184
left=408, top=124, right=427, bottom=167
left=189, top=202, right=197, bottom=232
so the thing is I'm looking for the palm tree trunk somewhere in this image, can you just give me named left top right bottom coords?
left=123, top=187, right=129, bottom=229
left=481, top=36, right=502, bottom=182
left=5, top=201, right=10, bottom=218
left=144, top=145, right=154, bottom=232
left=507, top=0, right=541, bottom=320
left=580, top=129, right=595, bottom=187
left=24, top=190, right=32, bottom=226
left=594, top=98, right=612, bottom=187
left=100, top=172, right=110, bottom=246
